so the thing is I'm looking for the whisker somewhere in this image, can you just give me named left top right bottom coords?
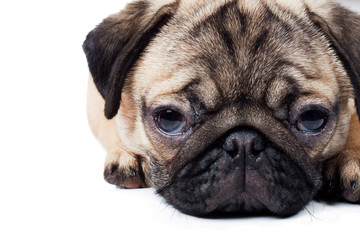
left=335, top=119, right=358, bottom=128
left=114, top=142, right=137, bottom=157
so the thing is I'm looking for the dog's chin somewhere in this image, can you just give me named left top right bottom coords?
left=158, top=131, right=320, bottom=217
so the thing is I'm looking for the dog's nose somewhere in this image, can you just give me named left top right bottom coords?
left=223, top=130, right=266, bottom=167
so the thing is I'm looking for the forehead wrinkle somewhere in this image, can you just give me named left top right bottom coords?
left=179, top=75, right=224, bottom=111
left=265, top=77, right=293, bottom=110
left=136, top=0, right=341, bottom=113
left=185, top=3, right=255, bottom=100
left=171, top=0, right=312, bottom=101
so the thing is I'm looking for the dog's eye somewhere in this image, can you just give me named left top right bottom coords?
left=296, top=110, right=328, bottom=133
left=156, top=109, right=187, bottom=135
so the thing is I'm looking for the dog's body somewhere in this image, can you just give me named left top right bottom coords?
left=84, top=0, right=360, bottom=216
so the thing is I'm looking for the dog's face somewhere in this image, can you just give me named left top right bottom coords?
left=84, top=0, right=360, bottom=216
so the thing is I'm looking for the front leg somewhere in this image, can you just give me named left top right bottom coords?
left=103, top=149, right=146, bottom=189
left=87, top=77, right=146, bottom=189
left=323, top=114, right=360, bottom=202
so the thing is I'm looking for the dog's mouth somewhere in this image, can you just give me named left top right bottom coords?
left=157, top=130, right=320, bottom=217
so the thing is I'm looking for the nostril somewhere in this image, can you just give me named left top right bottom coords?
left=223, top=139, right=240, bottom=159
left=223, top=138, right=236, bottom=152
left=222, top=130, right=266, bottom=160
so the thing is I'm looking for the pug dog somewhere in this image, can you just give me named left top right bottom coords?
left=83, top=0, right=360, bottom=216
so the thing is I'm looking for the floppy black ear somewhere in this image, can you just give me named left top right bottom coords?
left=307, top=2, right=360, bottom=119
left=83, top=0, right=178, bottom=119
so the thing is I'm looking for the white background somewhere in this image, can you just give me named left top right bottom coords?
left=0, top=0, right=359, bottom=239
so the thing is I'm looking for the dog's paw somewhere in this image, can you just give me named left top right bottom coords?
left=103, top=150, right=145, bottom=189
left=322, top=150, right=360, bottom=203
left=339, top=159, right=360, bottom=202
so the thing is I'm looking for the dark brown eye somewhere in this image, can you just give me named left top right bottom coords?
left=156, top=109, right=186, bottom=135
left=296, top=110, right=328, bottom=133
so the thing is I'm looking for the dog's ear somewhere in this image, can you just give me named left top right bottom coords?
left=306, top=2, right=360, bottom=119
left=83, top=0, right=178, bottom=119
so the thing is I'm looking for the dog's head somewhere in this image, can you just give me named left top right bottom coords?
left=83, top=0, right=360, bottom=216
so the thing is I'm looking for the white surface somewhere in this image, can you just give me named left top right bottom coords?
left=0, top=0, right=359, bottom=239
